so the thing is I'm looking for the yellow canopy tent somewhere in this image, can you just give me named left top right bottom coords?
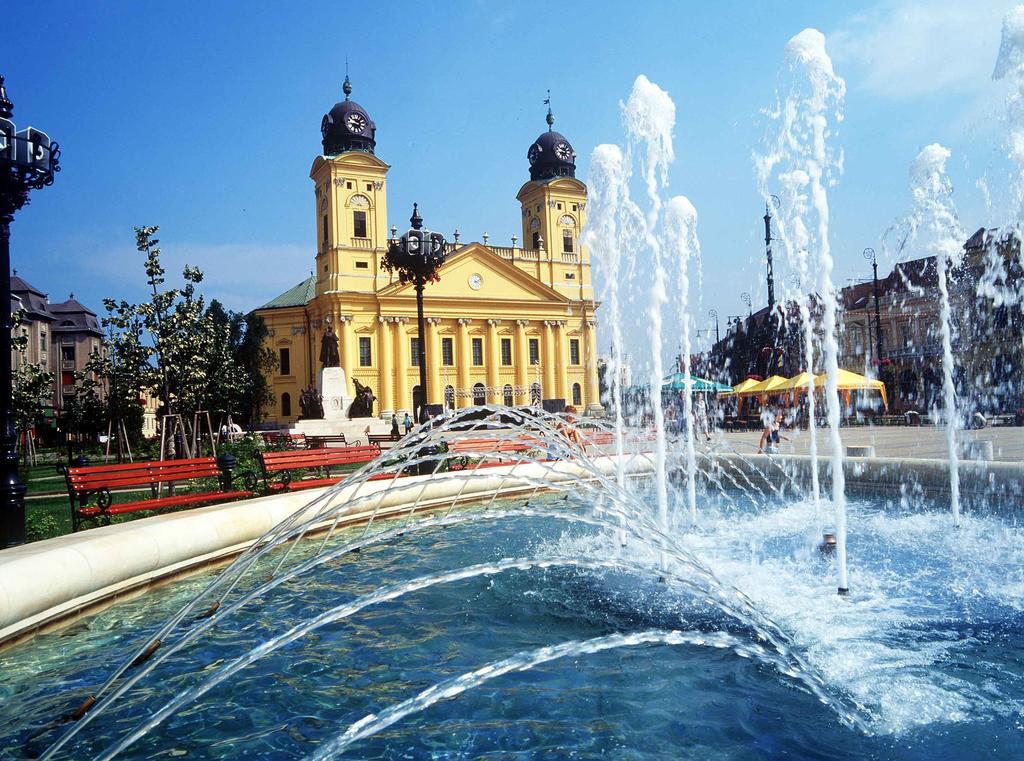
left=726, top=377, right=761, bottom=414
left=728, top=378, right=761, bottom=396
left=742, top=375, right=789, bottom=397
left=814, top=369, right=888, bottom=409
left=777, top=371, right=816, bottom=392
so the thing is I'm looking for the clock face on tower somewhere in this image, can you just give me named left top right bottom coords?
left=321, top=114, right=333, bottom=137
left=528, top=144, right=541, bottom=165
left=468, top=273, right=482, bottom=290
left=346, top=112, right=367, bottom=134
left=554, top=141, right=574, bottom=161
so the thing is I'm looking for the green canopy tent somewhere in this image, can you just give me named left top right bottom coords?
left=660, top=373, right=733, bottom=393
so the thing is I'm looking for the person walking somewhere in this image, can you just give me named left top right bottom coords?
left=758, top=410, right=789, bottom=454
left=403, top=412, right=413, bottom=434
left=693, top=393, right=712, bottom=442
left=391, top=414, right=400, bottom=438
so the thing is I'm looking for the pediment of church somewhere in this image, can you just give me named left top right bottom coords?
left=377, top=243, right=569, bottom=304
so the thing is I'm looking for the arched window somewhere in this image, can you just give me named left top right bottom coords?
left=503, top=384, right=514, bottom=406
left=412, top=385, right=423, bottom=417
left=473, top=383, right=486, bottom=405
left=281, top=392, right=292, bottom=417
left=572, top=383, right=582, bottom=406
left=444, top=385, right=455, bottom=410
left=530, top=382, right=542, bottom=406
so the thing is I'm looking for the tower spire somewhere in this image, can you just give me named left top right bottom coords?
left=343, top=60, right=352, bottom=101
left=544, top=89, right=553, bottom=130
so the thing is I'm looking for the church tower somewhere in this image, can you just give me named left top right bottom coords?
left=310, top=76, right=391, bottom=297
left=516, top=102, right=591, bottom=301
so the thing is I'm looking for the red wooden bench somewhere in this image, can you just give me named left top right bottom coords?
left=257, top=444, right=382, bottom=491
left=65, top=457, right=254, bottom=532
left=261, top=432, right=308, bottom=449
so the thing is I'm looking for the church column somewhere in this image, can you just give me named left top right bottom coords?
left=426, top=317, right=442, bottom=407
left=338, top=315, right=355, bottom=382
left=514, top=319, right=529, bottom=405
left=457, top=318, right=472, bottom=408
left=543, top=320, right=556, bottom=401
left=394, top=317, right=409, bottom=415
left=554, top=320, right=567, bottom=402
left=486, top=319, right=501, bottom=404
left=585, top=318, right=602, bottom=411
left=378, top=316, right=394, bottom=418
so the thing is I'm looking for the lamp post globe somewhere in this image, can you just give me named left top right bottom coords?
left=383, top=204, right=447, bottom=423
left=0, top=74, right=61, bottom=547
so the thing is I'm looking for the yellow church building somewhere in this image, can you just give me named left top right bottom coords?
left=255, top=78, right=602, bottom=425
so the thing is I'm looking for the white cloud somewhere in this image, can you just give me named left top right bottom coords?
left=830, top=0, right=1015, bottom=98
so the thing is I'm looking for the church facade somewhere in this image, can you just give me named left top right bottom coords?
left=255, top=79, right=602, bottom=425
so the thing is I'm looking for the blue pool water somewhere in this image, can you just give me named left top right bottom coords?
left=1, top=487, right=1023, bottom=759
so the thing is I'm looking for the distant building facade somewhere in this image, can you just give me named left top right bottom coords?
left=10, top=275, right=104, bottom=419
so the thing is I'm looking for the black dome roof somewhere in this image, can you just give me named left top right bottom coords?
left=321, top=77, right=376, bottom=155
left=527, top=109, right=575, bottom=181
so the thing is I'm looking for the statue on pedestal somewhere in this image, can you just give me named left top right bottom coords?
left=298, top=385, right=324, bottom=420
left=349, top=378, right=376, bottom=418
left=319, top=326, right=340, bottom=368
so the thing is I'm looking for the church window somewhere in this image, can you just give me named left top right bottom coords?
left=359, top=336, right=372, bottom=366
left=536, top=204, right=541, bottom=212
left=410, top=337, right=420, bottom=366
left=281, top=392, right=292, bottom=417
left=473, top=383, right=486, bottom=405
left=532, top=232, right=541, bottom=249
left=557, top=202, right=562, bottom=210
left=322, top=214, right=328, bottom=245
left=279, top=348, right=290, bottom=375
left=365, top=183, right=372, bottom=191
left=565, top=272, right=575, bottom=279
left=472, top=338, right=483, bottom=366
left=572, top=383, right=582, bottom=406
left=503, top=384, right=514, bottom=406
left=569, top=339, right=580, bottom=365
left=500, top=338, right=512, bottom=365
left=355, top=261, right=368, bottom=269
left=346, top=181, right=353, bottom=189
left=353, top=211, right=368, bottom=238
left=441, top=337, right=454, bottom=366
left=562, top=229, right=574, bottom=253
left=529, top=338, right=539, bottom=365
left=572, top=204, right=578, bottom=212
left=559, top=214, right=575, bottom=226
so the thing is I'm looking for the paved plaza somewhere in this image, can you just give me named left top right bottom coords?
left=710, top=424, right=1023, bottom=462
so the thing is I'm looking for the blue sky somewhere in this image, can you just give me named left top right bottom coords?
left=3, top=0, right=1017, bottom=353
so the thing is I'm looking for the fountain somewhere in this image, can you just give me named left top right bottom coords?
left=0, top=16, right=1022, bottom=761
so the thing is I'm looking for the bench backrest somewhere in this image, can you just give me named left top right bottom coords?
left=67, top=457, right=222, bottom=494
left=260, top=445, right=381, bottom=473
left=449, top=438, right=534, bottom=454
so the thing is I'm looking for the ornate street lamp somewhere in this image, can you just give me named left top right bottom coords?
left=383, top=204, right=447, bottom=423
left=0, top=75, right=60, bottom=547
left=863, top=247, right=885, bottom=366
left=708, top=308, right=720, bottom=344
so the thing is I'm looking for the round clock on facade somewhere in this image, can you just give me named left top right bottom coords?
left=528, top=144, right=541, bottom=165
left=468, top=273, right=482, bottom=290
left=346, top=112, right=367, bottom=133
left=554, top=141, right=574, bottom=161
left=320, top=114, right=333, bottom=137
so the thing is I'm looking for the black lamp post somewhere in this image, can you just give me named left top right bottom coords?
left=740, top=292, right=751, bottom=318
left=0, top=75, right=60, bottom=548
left=383, top=204, right=447, bottom=423
left=708, top=308, right=720, bottom=344
left=863, top=247, right=884, bottom=365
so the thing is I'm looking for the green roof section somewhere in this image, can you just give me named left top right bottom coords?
left=258, top=276, right=316, bottom=310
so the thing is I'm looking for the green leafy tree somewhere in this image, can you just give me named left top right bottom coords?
left=10, top=310, right=55, bottom=444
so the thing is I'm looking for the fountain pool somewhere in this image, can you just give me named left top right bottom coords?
left=3, top=482, right=1023, bottom=759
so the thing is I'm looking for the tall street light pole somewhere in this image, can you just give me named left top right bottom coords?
left=863, top=247, right=883, bottom=365
left=383, top=204, right=447, bottom=424
left=0, top=75, right=60, bottom=547
left=708, top=308, right=719, bottom=344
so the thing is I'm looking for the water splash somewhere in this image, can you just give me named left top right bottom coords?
left=758, top=28, right=849, bottom=592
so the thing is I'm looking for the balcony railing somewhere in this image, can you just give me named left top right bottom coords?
left=350, top=237, right=373, bottom=249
